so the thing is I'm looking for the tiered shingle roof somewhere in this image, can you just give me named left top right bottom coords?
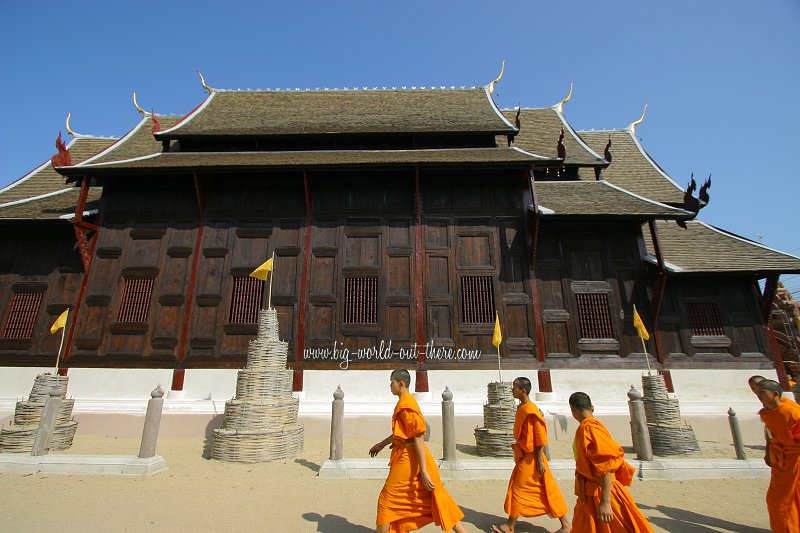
left=0, top=136, right=115, bottom=220
left=59, top=147, right=550, bottom=176
left=156, top=88, right=517, bottom=138
left=535, top=181, right=690, bottom=219
left=504, top=108, right=607, bottom=167
left=643, top=220, right=800, bottom=275
left=577, top=128, right=685, bottom=205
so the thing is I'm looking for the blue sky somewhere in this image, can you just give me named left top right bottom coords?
left=1, top=1, right=799, bottom=288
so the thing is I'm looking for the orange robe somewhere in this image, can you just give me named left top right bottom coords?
left=572, top=418, right=653, bottom=532
left=761, top=398, right=800, bottom=533
left=503, top=401, right=568, bottom=519
left=376, top=393, right=464, bottom=532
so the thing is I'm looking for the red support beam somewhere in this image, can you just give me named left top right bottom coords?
left=63, top=177, right=99, bottom=364
left=177, top=173, right=207, bottom=364
left=648, top=220, right=667, bottom=364
left=522, top=167, right=546, bottom=362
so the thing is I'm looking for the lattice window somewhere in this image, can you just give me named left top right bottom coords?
left=576, top=293, right=614, bottom=339
left=229, top=277, right=264, bottom=323
left=1, top=292, right=43, bottom=339
left=117, top=278, right=155, bottom=322
left=688, top=302, right=724, bottom=336
left=461, top=276, right=495, bottom=324
left=344, top=277, right=377, bottom=324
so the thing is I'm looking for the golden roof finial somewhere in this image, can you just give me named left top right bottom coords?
left=198, top=71, right=215, bottom=94
left=65, top=112, right=77, bottom=137
left=555, top=83, right=573, bottom=114
left=488, top=60, right=505, bottom=95
left=629, top=104, right=648, bottom=135
left=132, top=92, right=147, bottom=116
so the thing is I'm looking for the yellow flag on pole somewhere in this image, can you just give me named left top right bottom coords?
left=249, top=257, right=273, bottom=281
left=50, top=309, right=69, bottom=334
left=633, top=305, right=650, bottom=341
left=492, top=313, right=502, bottom=348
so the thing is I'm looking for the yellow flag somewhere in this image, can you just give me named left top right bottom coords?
left=492, top=313, right=502, bottom=348
left=633, top=305, right=650, bottom=341
left=249, top=257, right=273, bottom=281
left=50, top=309, right=68, bottom=334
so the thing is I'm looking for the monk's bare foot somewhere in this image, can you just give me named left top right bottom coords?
left=491, top=525, right=512, bottom=533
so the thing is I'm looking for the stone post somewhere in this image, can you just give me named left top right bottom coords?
left=31, top=389, right=63, bottom=456
left=442, top=386, right=456, bottom=462
left=329, top=386, right=344, bottom=461
left=138, top=385, right=165, bottom=458
left=728, top=407, right=747, bottom=460
left=627, top=385, right=653, bottom=461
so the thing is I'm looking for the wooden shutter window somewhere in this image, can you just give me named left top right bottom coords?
left=229, top=277, right=264, bottom=324
left=1, top=292, right=43, bottom=339
left=576, top=292, right=614, bottom=339
left=117, top=278, right=155, bottom=322
left=461, top=275, right=495, bottom=324
left=688, top=302, right=724, bottom=336
left=344, top=277, right=377, bottom=324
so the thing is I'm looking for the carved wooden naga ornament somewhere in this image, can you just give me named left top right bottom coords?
left=50, top=131, right=72, bottom=168
left=678, top=173, right=711, bottom=228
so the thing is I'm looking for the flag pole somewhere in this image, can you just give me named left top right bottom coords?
left=267, top=251, right=275, bottom=310
left=634, top=304, right=653, bottom=376
left=54, top=309, right=68, bottom=374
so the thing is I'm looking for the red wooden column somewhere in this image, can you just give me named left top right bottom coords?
left=174, top=172, right=207, bottom=390
left=413, top=167, right=428, bottom=392
left=293, top=170, right=314, bottom=392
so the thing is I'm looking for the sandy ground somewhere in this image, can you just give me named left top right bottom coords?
left=0, top=431, right=772, bottom=533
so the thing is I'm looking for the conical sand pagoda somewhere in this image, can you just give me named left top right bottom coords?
left=211, top=308, right=303, bottom=462
left=0, top=373, right=78, bottom=453
left=642, top=374, right=700, bottom=455
left=474, top=381, right=515, bottom=456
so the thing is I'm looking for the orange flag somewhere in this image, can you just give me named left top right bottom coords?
left=492, top=313, right=502, bottom=348
left=633, top=305, right=650, bottom=341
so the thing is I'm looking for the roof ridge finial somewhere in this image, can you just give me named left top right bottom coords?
left=628, top=104, right=648, bottom=135
left=555, top=82, right=573, bottom=114
left=65, top=112, right=82, bottom=138
left=488, top=60, right=505, bottom=95
left=197, top=71, right=215, bottom=94
left=132, top=92, right=147, bottom=117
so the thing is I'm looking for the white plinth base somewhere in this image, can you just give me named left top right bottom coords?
left=0, top=454, right=168, bottom=476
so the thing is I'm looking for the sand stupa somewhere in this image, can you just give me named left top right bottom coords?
left=0, top=373, right=77, bottom=453
left=474, top=381, right=515, bottom=456
left=642, top=374, right=700, bottom=455
left=211, top=308, right=303, bottom=462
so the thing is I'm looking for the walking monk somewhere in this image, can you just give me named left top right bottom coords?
left=569, top=392, right=653, bottom=532
left=492, top=377, right=571, bottom=533
left=757, top=379, right=800, bottom=532
left=369, top=369, right=467, bottom=533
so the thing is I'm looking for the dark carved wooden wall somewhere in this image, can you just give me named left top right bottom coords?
left=536, top=221, right=649, bottom=365
left=658, top=278, right=767, bottom=363
left=0, top=224, right=83, bottom=365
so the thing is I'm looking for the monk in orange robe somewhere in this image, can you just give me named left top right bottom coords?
left=568, top=392, right=653, bottom=533
left=492, top=377, right=570, bottom=533
left=370, top=369, right=467, bottom=533
left=757, top=379, right=800, bottom=533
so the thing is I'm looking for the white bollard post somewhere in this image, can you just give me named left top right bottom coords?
left=138, top=385, right=165, bottom=458
left=329, top=386, right=344, bottom=461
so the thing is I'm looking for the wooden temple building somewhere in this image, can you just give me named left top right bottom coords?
left=2, top=72, right=800, bottom=402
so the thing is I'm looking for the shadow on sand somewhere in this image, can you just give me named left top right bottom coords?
left=639, top=504, right=770, bottom=533
left=295, top=457, right=321, bottom=471
left=459, top=505, right=549, bottom=533
left=201, top=414, right=224, bottom=459
left=302, top=512, right=373, bottom=532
